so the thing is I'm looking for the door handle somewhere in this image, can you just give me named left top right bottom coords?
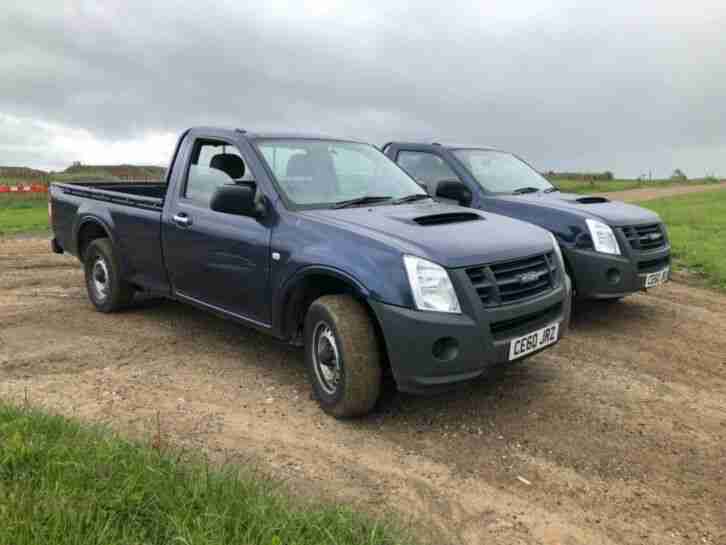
left=172, top=213, right=192, bottom=227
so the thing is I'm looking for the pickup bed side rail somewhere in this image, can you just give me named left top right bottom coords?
left=54, top=182, right=164, bottom=211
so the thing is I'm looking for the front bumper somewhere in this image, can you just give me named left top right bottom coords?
left=369, top=274, right=571, bottom=394
left=565, top=237, right=671, bottom=299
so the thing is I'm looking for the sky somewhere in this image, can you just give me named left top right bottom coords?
left=1, top=0, right=725, bottom=178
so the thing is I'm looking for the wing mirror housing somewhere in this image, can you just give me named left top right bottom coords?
left=210, top=184, right=265, bottom=218
left=436, top=180, right=472, bottom=207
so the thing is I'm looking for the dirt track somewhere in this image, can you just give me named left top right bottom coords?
left=600, top=181, right=726, bottom=202
left=1, top=237, right=724, bottom=545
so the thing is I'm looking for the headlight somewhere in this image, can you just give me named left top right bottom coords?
left=585, top=219, right=621, bottom=255
left=403, top=255, right=461, bottom=313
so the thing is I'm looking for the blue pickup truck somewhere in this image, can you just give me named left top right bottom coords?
left=383, top=142, right=671, bottom=301
left=50, top=127, right=571, bottom=417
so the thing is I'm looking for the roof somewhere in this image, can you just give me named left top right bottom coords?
left=243, top=131, right=365, bottom=143
left=185, top=127, right=366, bottom=144
left=382, top=141, right=503, bottom=152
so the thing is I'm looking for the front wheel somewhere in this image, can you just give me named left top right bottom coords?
left=304, top=295, right=382, bottom=418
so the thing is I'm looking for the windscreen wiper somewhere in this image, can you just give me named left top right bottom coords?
left=333, top=195, right=393, bottom=209
left=512, top=187, right=541, bottom=194
left=391, top=193, right=432, bottom=205
left=544, top=186, right=560, bottom=193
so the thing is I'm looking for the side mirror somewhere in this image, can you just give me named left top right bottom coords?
left=210, top=185, right=264, bottom=217
left=436, top=180, right=472, bottom=207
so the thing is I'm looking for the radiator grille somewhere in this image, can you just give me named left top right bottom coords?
left=621, top=224, right=666, bottom=251
left=466, top=253, right=558, bottom=307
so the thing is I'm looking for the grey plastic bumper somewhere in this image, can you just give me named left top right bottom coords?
left=565, top=243, right=671, bottom=299
left=369, top=275, right=571, bottom=394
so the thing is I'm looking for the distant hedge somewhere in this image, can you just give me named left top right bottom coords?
left=0, top=164, right=166, bottom=184
left=544, top=171, right=614, bottom=181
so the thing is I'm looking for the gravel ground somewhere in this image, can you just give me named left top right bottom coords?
left=1, top=237, right=724, bottom=545
left=599, top=181, right=726, bottom=202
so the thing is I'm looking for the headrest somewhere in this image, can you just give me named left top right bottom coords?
left=210, top=153, right=245, bottom=179
left=286, top=153, right=314, bottom=177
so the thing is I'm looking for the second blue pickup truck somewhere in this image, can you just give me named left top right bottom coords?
left=49, top=128, right=571, bottom=417
left=383, top=142, right=671, bottom=301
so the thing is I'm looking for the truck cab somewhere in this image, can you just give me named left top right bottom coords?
left=383, top=142, right=671, bottom=300
left=50, top=128, right=571, bottom=417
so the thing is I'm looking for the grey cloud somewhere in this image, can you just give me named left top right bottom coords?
left=1, top=0, right=726, bottom=176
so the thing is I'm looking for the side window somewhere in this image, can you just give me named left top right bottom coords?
left=396, top=151, right=459, bottom=194
left=184, top=139, right=253, bottom=207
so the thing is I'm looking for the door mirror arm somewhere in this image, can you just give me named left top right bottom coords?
left=253, top=195, right=268, bottom=219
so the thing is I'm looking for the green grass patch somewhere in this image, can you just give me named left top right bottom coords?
left=554, top=178, right=721, bottom=195
left=48, top=170, right=119, bottom=182
left=642, top=189, right=726, bottom=291
left=0, top=403, right=411, bottom=545
left=0, top=195, right=49, bottom=235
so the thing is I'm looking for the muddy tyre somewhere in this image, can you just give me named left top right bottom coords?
left=304, top=295, right=382, bottom=418
left=83, top=238, right=134, bottom=312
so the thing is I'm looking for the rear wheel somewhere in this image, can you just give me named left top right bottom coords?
left=304, top=295, right=382, bottom=418
left=83, top=238, right=134, bottom=312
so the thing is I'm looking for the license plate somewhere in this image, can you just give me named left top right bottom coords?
left=644, top=267, right=669, bottom=289
left=508, top=322, right=560, bottom=361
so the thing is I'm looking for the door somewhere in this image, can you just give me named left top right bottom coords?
left=163, top=136, right=272, bottom=326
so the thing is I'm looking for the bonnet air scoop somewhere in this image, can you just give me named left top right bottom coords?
left=573, top=196, right=610, bottom=204
left=413, top=212, right=482, bottom=226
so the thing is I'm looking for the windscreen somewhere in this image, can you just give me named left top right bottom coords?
left=254, top=139, right=426, bottom=207
left=452, top=149, right=553, bottom=193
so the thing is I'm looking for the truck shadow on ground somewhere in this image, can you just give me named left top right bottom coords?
left=136, top=298, right=559, bottom=423
left=133, top=290, right=670, bottom=427
left=569, top=296, right=653, bottom=334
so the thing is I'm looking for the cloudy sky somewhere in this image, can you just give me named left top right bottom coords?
left=2, top=0, right=725, bottom=177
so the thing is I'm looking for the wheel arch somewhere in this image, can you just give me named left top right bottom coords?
left=276, top=266, right=370, bottom=340
left=276, top=266, right=392, bottom=377
left=75, top=216, right=114, bottom=260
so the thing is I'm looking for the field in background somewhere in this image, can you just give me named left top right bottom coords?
left=554, top=177, right=722, bottom=194
left=0, top=194, right=48, bottom=235
left=0, top=403, right=409, bottom=545
left=643, top=189, right=726, bottom=291
left=0, top=164, right=165, bottom=186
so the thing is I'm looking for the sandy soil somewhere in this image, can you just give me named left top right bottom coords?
left=1, top=237, right=724, bottom=545
left=600, top=181, right=726, bottom=202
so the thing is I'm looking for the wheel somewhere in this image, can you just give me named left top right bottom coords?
left=304, top=295, right=382, bottom=418
left=83, top=238, right=134, bottom=312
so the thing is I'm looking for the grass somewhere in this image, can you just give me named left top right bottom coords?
left=0, top=194, right=49, bottom=235
left=554, top=178, right=721, bottom=194
left=0, top=402, right=411, bottom=545
left=643, top=189, right=726, bottom=291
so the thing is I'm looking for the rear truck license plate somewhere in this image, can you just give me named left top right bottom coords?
left=645, top=267, right=669, bottom=289
left=508, top=322, right=560, bottom=361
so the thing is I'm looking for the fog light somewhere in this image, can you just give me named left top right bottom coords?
left=606, top=268, right=621, bottom=285
left=432, top=337, right=459, bottom=361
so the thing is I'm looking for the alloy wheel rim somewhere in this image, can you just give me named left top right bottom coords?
left=91, top=257, right=110, bottom=301
left=312, top=322, right=341, bottom=395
